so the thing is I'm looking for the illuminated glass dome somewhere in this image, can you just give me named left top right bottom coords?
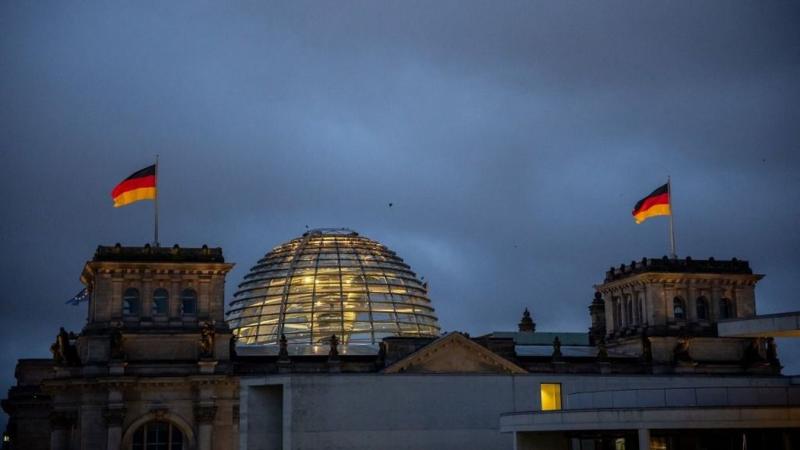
left=227, top=228, right=440, bottom=353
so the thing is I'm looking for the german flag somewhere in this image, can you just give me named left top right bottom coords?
left=111, top=165, right=157, bottom=207
left=632, top=183, right=671, bottom=224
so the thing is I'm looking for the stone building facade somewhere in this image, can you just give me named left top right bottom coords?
left=3, top=245, right=239, bottom=450
left=2, top=234, right=798, bottom=450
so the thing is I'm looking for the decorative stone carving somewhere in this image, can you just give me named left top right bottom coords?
left=151, top=407, right=168, bottom=421
left=199, top=321, right=215, bottom=358
left=744, top=337, right=769, bottom=367
left=328, top=334, right=339, bottom=357
left=518, top=308, right=535, bottom=332
left=552, top=336, right=562, bottom=361
left=596, top=337, right=609, bottom=362
left=673, top=336, right=692, bottom=364
left=109, top=326, right=126, bottom=360
left=278, top=334, right=289, bottom=359
left=229, top=334, right=238, bottom=358
left=50, top=327, right=80, bottom=366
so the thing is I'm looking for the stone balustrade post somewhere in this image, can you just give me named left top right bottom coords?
left=103, top=407, right=126, bottom=450
left=49, top=411, right=76, bottom=450
left=195, top=404, right=217, bottom=450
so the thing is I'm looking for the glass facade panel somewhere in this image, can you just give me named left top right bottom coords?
left=227, top=229, right=440, bottom=349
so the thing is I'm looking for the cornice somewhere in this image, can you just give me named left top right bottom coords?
left=42, top=374, right=239, bottom=393
left=597, top=272, right=763, bottom=292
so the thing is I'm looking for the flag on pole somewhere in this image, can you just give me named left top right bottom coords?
left=632, top=183, right=671, bottom=224
left=111, top=164, right=157, bottom=207
left=65, top=288, right=90, bottom=306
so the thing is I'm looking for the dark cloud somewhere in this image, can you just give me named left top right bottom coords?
left=2, top=0, right=799, bottom=428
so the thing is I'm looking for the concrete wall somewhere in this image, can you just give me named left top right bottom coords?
left=241, top=373, right=797, bottom=450
left=242, top=374, right=517, bottom=450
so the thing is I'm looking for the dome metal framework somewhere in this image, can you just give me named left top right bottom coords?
left=227, top=228, right=440, bottom=352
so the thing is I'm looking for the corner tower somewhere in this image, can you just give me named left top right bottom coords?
left=1, top=244, right=240, bottom=450
left=594, top=256, right=778, bottom=374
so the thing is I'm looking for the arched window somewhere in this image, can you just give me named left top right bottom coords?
left=673, top=297, right=686, bottom=320
left=153, top=288, right=169, bottom=316
left=181, top=289, right=197, bottom=316
left=123, top=288, right=140, bottom=316
left=132, top=421, right=184, bottom=450
left=720, top=298, right=734, bottom=319
left=696, top=296, right=708, bottom=320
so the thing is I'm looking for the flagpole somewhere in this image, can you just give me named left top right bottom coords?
left=154, top=155, right=160, bottom=247
left=668, top=175, right=676, bottom=258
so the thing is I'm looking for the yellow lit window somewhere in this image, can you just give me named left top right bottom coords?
left=540, top=383, right=562, bottom=411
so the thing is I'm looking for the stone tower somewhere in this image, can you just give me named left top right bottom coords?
left=594, top=256, right=778, bottom=373
left=3, top=244, right=238, bottom=450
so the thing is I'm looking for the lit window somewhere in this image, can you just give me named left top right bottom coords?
left=181, top=289, right=197, bottom=316
left=123, top=288, right=140, bottom=316
left=540, top=383, right=562, bottom=411
left=651, top=437, right=668, bottom=450
left=153, top=288, right=169, bottom=316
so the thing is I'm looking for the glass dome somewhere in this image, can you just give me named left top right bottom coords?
left=227, top=228, right=440, bottom=353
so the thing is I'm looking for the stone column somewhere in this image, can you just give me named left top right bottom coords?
left=195, top=404, right=217, bottom=450
left=638, top=428, right=651, bottom=450
left=49, top=411, right=75, bottom=450
left=232, top=405, right=240, bottom=450
left=103, top=407, right=125, bottom=450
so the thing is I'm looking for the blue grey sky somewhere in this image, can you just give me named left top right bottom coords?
left=1, top=1, right=799, bottom=424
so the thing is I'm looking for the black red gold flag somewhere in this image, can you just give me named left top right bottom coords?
left=111, top=165, right=157, bottom=207
left=632, top=183, right=671, bottom=224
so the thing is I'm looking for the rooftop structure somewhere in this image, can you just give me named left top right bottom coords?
left=3, top=237, right=797, bottom=450
left=227, top=228, right=440, bottom=353
left=90, top=243, right=225, bottom=263
left=604, top=256, right=754, bottom=282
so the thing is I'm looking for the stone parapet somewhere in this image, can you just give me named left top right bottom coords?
left=604, top=257, right=755, bottom=283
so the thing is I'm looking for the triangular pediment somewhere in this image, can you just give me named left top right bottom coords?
left=383, top=332, right=527, bottom=374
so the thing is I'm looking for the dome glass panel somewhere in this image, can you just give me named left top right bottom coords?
left=227, top=228, right=440, bottom=353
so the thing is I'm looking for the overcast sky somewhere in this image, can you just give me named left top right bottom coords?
left=1, top=1, right=799, bottom=425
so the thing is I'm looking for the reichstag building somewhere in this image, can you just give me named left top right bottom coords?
left=2, top=228, right=799, bottom=450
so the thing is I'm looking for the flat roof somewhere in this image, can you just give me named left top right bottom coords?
left=717, top=312, right=800, bottom=338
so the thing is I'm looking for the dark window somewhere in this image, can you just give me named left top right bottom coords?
left=696, top=296, right=708, bottom=320
left=153, top=288, right=169, bottom=316
left=673, top=297, right=685, bottom=320
left=720, top=298, right=734, bottom=319
left=181, top=289, right=197, bottom=316
left=131, top=421, right=183, bottom=450
left=123, top=288, right=140, bottom=316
